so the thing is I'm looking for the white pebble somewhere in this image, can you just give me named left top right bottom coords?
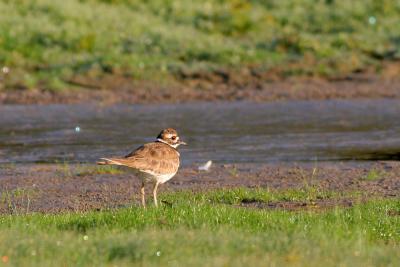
left=2, top=66, right=9, bottom=74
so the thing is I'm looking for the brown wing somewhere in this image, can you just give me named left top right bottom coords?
left=105, top=142, right=180, bottom=175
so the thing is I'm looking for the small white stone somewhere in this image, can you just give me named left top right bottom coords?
left=75, top=126, right=81, bottom=133
left=2, top=66, right=9, bottom=74
left=156, top=251, right=161, bottom=257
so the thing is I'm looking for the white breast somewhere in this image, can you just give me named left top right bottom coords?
left=156, top=172, right=178, bottom=184
left=132, top=169, right=177, bottom=184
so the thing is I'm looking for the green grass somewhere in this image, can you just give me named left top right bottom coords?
left=362, top=168, right=385, bottom=181
left=54, top=162, right=125, bottom=178
left=75, top=164, right=126, bottom=176
left=0, top=0, right=400, bottom=91
left=0, top=188, right=399, bottom=266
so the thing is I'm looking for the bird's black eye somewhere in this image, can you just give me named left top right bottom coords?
left=171, top=136, right=176, bottom=140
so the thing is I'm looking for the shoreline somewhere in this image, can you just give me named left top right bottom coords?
left=1, top=76, right=400, bottom=105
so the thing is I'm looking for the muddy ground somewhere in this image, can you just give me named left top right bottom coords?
left=0, top=161, right=398, bottom=214
left=1, top=72, right=400, bottom=105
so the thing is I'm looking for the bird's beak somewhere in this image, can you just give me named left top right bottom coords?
left=178, top=140, right=187, bottom=145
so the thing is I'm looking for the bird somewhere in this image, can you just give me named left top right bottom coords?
left=97, top=128, right=186, bottom=208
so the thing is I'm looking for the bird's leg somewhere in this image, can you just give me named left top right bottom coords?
left=141, top=181, right=146, bottom=208
left=153, top=182, right=160, bottom=207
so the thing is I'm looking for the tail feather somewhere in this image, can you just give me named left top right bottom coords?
left=96, top=158, right=124, bottom=166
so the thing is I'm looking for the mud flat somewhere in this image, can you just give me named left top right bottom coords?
left=0, top=161, right=398, bottom=214
left=1, top=76, right=400, bottom=105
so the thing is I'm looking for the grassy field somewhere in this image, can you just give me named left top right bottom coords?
left=0, top=188, right=399, bottom=266
left=0, top=0, right=399, bottom=91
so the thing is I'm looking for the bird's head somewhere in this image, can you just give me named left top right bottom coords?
left=157, top=128, right=187, bottom=148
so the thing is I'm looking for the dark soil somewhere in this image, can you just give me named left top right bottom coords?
left=1, top=71, right=400, bottom=104
left=238, top=198, right=356, bottom=211
left=0, top=161, right=399, bottom=214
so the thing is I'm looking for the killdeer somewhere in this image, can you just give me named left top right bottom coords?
left=97, top=128, right=186, bottom=208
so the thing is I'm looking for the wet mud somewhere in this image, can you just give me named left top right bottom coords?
left=0, top=161, right=398, bottom=214
left=1, top=75, right=400, bottom=105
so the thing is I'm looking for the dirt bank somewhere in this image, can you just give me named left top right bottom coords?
left=1, top=70, right=400, bottom=104
left=0, top=161, right=398, bottom=214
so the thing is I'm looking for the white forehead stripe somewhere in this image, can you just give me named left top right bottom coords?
left=165, top=133, right=177, bottom=138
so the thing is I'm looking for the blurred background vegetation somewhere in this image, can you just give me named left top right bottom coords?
left=0, top=0, right=399, bottom=91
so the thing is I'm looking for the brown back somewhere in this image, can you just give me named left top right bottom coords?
left=109, top=142, right=180, bottom=175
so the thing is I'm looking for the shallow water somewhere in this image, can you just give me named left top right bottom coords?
left=0, top=100, right=399, bottom=165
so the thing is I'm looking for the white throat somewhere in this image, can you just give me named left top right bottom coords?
left=157, top=138, right=179, bottom=149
